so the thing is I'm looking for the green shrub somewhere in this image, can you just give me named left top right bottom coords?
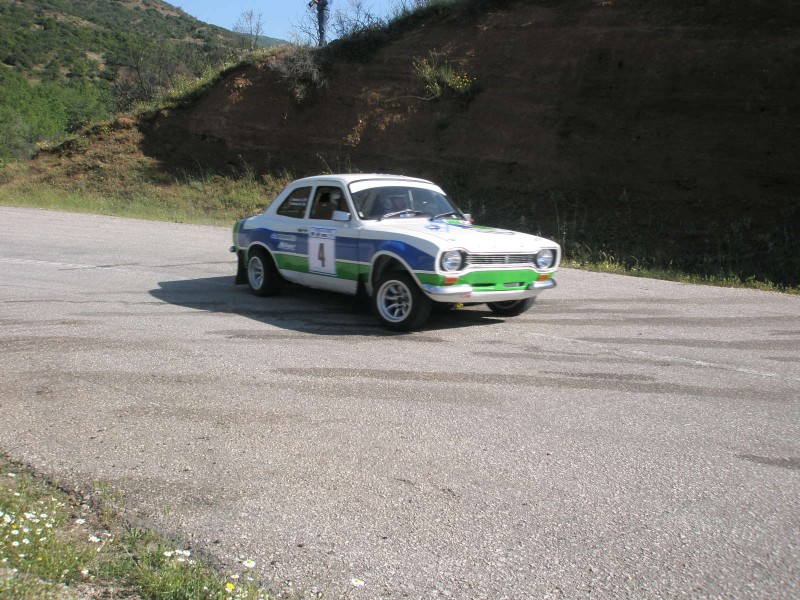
left=413, top=52, right=475, bottom=101
left=270, top=46, right=326, bottom=103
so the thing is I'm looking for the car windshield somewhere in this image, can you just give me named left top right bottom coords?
left=350, top=185, right=462, bottom=221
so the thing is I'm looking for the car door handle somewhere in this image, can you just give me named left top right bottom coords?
left=297, top=228, right=307, bottom=233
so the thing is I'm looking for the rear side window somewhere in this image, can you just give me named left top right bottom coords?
left=276, top=186, right=311, bottom=218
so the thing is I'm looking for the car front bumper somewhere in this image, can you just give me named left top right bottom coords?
left=421, top=278, right=556, bottom=303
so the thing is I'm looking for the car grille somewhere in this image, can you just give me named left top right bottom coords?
left=465, top=253, right=537, bottom=267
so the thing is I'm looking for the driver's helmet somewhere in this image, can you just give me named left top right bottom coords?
left=388, top=194, right=408, bottom=211
left=330, top=191, right=345, bottom=210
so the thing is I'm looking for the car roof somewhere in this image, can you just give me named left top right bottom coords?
left=290, top=173, right=435, bottom=187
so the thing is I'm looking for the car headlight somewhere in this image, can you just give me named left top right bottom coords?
left=536, top=249, right=555, bottom=269
left=440, top=250, right=464, bottom=272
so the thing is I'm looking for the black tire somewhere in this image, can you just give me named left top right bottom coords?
left=373, top=270, right=432, bottom=331
left=487, top=297, right=535, bottom=317
left=247, top=248, right=283, bottom=297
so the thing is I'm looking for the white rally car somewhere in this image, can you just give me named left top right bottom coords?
left=231, top=174, right=560, bottom=330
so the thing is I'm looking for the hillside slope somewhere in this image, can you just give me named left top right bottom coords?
left=0, top=0, right=283, bottom=159
left=37, top=0, right=800, bottom=285
left=0, top=0, right=283, bottom=75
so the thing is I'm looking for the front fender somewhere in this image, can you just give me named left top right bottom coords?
left=368, top=240, right=437, bottom=272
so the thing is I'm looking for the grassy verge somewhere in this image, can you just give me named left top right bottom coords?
left=0, top=179, right=266, bottom=226
left=561, top=258, right=797, bottom=294
left=1, top=455, right=270, bottom=599
left=0, top=160, right=292, bottom=227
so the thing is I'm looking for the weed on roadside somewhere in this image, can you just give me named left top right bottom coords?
left=0, top=455, right=272, bottom=599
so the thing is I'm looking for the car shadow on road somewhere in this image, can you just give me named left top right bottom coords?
left=149, top=276, right=506, bottom=336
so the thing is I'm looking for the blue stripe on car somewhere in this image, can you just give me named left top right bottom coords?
left=239, top=224, right=436, bottom=271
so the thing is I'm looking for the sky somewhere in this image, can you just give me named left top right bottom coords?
left=172, top=0, right=399, bottom=42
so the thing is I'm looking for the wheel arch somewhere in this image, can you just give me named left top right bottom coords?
left=245, top=241, right=274, bottom=262
left=370, top=252, right=416, bottom=292
left=243, top=242, right=283, bottom=284
left=235, top=241, right=273, bottom=286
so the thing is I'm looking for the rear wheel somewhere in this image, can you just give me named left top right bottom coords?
left=373, top=270, right=432, bottom=331
left=487, top=298, right=534, bottom=317
left=247, top=248, right=283, bottom=297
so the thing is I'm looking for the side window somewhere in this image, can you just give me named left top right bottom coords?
left=276, top=187, right=312, bottom=218
left=309, top=186, right=347, bottom=220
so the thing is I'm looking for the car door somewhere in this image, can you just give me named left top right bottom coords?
left=301, top=184, right=359, bottom=295
left=263, top=184, right=313, bottom=285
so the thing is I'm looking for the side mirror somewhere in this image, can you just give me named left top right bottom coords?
left=463, top=213, right=473, bottom=223
left=332, top=210, right=351, bottom=222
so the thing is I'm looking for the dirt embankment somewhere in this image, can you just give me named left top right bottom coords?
left=74, top=1, right=800, bottom=284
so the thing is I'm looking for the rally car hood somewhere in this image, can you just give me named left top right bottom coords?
left=365, top=218, right=555, bottom=252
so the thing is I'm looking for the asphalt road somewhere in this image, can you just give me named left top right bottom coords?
left=1, top=206, right=798, bottom=599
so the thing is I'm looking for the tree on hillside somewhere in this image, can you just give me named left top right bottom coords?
left=0, top=70, right=110, bottom=161
left=111, top=37, right=187, bottom=109
left=0, top=0, right=255, bottom=160
left=0, top=110, right=36, bottom=162
left=331, top=0, right=382, bottom=38
left=233, top=10, right=264, bottom=51
left=291, top=0, right=381, bottom=46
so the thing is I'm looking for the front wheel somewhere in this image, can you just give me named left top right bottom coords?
left=247, top=248, right=283, bottom=297
left=487, top=297, right=534, bottom=317
left=373, top=271, right=432, bottom=331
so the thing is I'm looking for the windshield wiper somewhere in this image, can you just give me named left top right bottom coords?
left=430, top=211, right=464, bottom=221
left=380, top=209, right=427, bottom=221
